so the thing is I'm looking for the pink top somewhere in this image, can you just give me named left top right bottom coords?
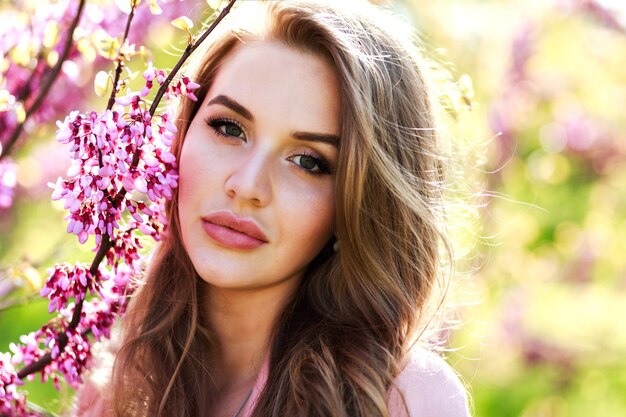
left=239, top=346, right=470, bottom=417
left=74, top=347, right=470, bottom=417
left=383, top=347, right=471, bottom=417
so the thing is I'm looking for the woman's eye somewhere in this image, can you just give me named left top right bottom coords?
left=205, top=117, right=246, bottom=140
left=290, top=154, right=330, bottom=175
left=222, top=123, right=244, bottom=138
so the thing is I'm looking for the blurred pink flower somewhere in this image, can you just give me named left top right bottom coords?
left=0, top=160, right=17, bottom=209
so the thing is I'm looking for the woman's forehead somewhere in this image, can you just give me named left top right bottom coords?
left=205, top=41, right=341, bottom=136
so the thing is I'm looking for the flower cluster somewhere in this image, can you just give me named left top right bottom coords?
left=50, top=67, right=183, bottom=246
left=8, top=321, right=92, bottom=390
left=0, top=352, right=30, bottom=417
left=168, top=76, right=202, bottom=102
left=68, top=262, right=137, bottom=339
left=10, top=252, right=140, bottom=391
left=139, top=65, right=201, bottom=108
left=40, top=263, right=99, bottom=314
left=6, top=64, right=190, bottom=411
left=9, top=247, right=140, bottom=391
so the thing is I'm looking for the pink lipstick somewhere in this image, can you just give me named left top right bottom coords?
left=201, top=211, right=268, bottom=250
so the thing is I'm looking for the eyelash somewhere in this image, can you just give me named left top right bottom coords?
left=290, top=151, right=332, bottom=176
left=203, top=116, right=333, bottom=177
left=205, top=116, right=246, bottom=141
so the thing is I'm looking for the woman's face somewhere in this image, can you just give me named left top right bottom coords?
left=178, top=40, right=339, bottom=294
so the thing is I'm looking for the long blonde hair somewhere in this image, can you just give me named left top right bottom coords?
left=112, top=1, right=449, bottom=416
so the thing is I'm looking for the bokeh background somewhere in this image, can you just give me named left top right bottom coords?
left=1, top=0, right=625, bottom=416
left=406, top=1, right=626, bottom=416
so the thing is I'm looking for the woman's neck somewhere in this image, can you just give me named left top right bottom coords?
left=204, top=279, right=300, bottom=390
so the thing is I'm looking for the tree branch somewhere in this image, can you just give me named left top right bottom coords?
left=15, top=52, right=46, bottom=103
left=106, top=0, right=138, bottom=111
left=14, top=231, right=114, bottom=379
left=1, top=0, right=87, bottom=161
left=16, top=329, right=92, bottom=380
left=148, top=0, right=237, bottom=116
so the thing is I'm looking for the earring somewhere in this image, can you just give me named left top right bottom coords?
left=333, top=239, right=340, bottom=252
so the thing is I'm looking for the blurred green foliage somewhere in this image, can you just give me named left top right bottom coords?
left=404, top=0, right=626, bottom=416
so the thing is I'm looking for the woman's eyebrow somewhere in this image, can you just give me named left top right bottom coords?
left=207, top=94, right=254, bottom=121
left=207, top=94, right=339, bottom=147
left=292, top=131, right=339, bottom=147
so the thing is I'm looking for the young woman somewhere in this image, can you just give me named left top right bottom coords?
left=75, top=1, right=471, bottom=416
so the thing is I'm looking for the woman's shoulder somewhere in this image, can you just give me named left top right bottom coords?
left=71, top=379, right=114, bottom=417
left=387, top=346, right=471, bottom=417
left=69, top=332, right=120, bottom=417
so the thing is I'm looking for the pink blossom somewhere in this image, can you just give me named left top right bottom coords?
left=182, top=76, right=201, bottom=101
left=165, top=74, right=201, bottom=102
left=8, top=319, right=91, bottom=390
left=40, top=263, right=100, bottom=314
left=52, top=87, right=179, bottom=244
left=0, top=351, right=31, bottom=416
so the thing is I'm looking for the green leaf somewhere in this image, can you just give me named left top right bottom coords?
left=171, top=16, right=194, bottom=32
left=94, top=71, right=112, bottom=97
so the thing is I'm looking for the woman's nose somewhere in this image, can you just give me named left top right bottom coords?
left=224, top=148, right=272, bottom=208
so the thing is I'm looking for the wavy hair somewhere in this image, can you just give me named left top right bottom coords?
left=111, top=1, right=450, bottom=416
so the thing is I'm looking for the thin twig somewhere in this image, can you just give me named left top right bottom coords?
left=148, top=0, right=237, bottom=116
left=101, top=0, right=138, bottom=209
left=1, top=0, right=87, bottom=161
left=16, top=329, right=92, bottom=379
left=106, top=0, right=138, bottom=111
left=15, top=52, right=46, bottom=103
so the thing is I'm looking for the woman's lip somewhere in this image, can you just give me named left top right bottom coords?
left=201, top=211, right=268, bottom=250
left=201, top=221, right=266, bottom=250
